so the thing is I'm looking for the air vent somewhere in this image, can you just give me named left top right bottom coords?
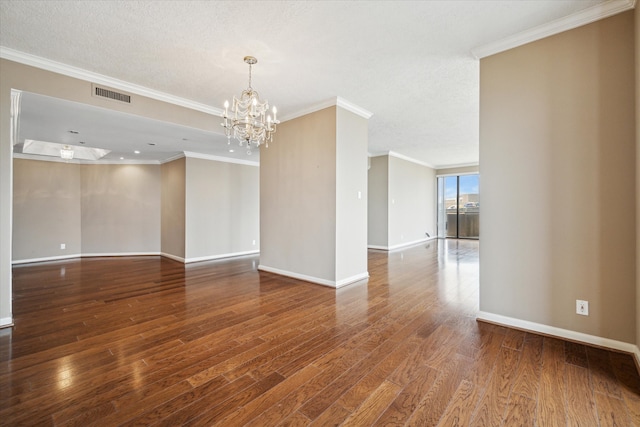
left=92, top=84, right=131, bottom=103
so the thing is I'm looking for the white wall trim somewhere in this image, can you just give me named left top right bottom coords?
left=371, top=152, right=478, bottom=171
left=367, top=245, right=389, bottom=250
left=82, top=252, right=161, bottom=258
left=388, top=151, right=436, bottom=169
left=12, top=252, right=166, bottom=265
left=279, top=96, right=373, bottom=122
left=388, top=237, right=435, bottom=251
left=258, top=265, right=337, bottom=288
left=471, top=0, right=636, bottom=59
left=0, top=48, right=376, bottom=128
left=280, top=98, right=335, bottom=122
left=336, top=272, right=370, bottom=288
left=477, top=311, right=640, bottom=360
left=12, top=152, right=161, bottom=165
left=184, top=250, right=259, bottom=264
left=161, top=153, right=186, bottom=164
left=436, top=170, right=480, bottom=178
left=183, top=151, right=260, bottom=167
left=257, top=267, right=367, bottom=289
left=0, top=317, right=14, bottom=328
left=335, top=96, right=374, bottom=119
left=14, top=151, right=259, bottom=167
left=12, top=251, right=260, bottom=265
left=368, top=237, right=436, bottom=251
left=0, top=47, right=223, bottom=116
left=160, top=252, right=185, bottom=263
left=436, top=162, right=480, bottom=171
left=12, top=253, right=83, bottom=265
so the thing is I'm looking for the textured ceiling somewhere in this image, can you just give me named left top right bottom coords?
left=0, top=0, right=614, bottom=167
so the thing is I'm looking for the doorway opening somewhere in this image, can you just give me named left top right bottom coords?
left=437, top=174, right=479, bottom=239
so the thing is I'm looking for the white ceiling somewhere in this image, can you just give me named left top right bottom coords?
left=0, top=0, right=624, bottom=167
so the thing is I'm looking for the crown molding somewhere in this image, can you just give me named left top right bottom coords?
left=279, top=98, right=335, bottom=122
left=12, top=152, right=161, bottom=164
left=388, top=151, right=436, bottom=169
left=160, top=152, right=186, bottom=164
left=279, top=96, right=373, bottom=122
left=14, top=150, right=259, bottom=166
left=471, top=0, right=636, bottom=59
left=435, top=162, right=480, bottom=170
left=335, top=96, right=373, bottom=119
left=183, top=151, right=259, bottom=167
left=0, top=47, right=223, bottom=116
left=1, top=47, right=375, bottom=124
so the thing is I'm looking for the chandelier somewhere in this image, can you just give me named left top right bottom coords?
left=221, top=56, right=279, bottom=155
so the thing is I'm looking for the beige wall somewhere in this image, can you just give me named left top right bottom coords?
left=81, top=164, right=160, bottom=254
left=12, top=159, right=82, bottom=261
left=12, top=160, right=161, bottom=261
left=161, top=158, right=186, bottom=259
left=260, top=107, right=338, bottom=283
left=13, top=155, right=258, bottom=263
left=368, top=155, right=436, bottom=249
left=368, top=155, right=389, bottom=247
left=260, top=105, right=369, bottom=286
left=335, top=107, right=369, bottom=282
left=388, top=156, right=436, bottom=248
left=480, top=12, right=635, bottom=343
left=185, top=157, right=259, bottom=260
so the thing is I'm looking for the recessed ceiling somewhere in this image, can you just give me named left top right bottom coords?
left=14, top=91, right=254, bottom=163
left=0, top=0, right=621, bottom=167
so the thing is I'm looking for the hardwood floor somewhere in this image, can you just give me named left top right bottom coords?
left=1, top=239, right=638, bottom=426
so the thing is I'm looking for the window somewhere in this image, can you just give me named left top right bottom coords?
left=437, top=174, right=479, bottom=239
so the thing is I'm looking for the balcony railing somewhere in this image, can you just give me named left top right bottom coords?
left=446, top=207, right=479, bottom=238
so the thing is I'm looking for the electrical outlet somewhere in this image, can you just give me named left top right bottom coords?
left=576, top=300, right=589, bottom=316
left=252, top=240, right=256, bottom=246
left=60, top=243, right=66, bottom=250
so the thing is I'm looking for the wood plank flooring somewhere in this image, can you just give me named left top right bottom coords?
left=1, top=239, right=638, bottom=426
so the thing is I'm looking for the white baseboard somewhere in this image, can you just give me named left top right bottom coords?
left=12, top=253, right=82, bottom=264
left=336, top=272, right=370, bottom=288
left=367, top=245, right=388, bottom=250
left=368, top=236, right=436, bottom=251
left=258, top=265, right=368, bottom=288
left=12, top=251, right=260, bottom=265
left=0, top=317, right=14, bottom=328
left=477, top=311, right=640, bottom=368
left=160, top=252, right=186, bottom=263
left=12, top=252, right=164, bottom=265
left=82, top=252, right=161, bottom=258
left=184, top=250, right=259, bottom=264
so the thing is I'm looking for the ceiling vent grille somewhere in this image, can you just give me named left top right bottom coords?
left=92, top=84, right=131, bottom=103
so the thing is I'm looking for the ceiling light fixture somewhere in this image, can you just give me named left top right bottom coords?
left=60, top=145, right=74, bottom=160
left=222, top=56, right=279, bottom=155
